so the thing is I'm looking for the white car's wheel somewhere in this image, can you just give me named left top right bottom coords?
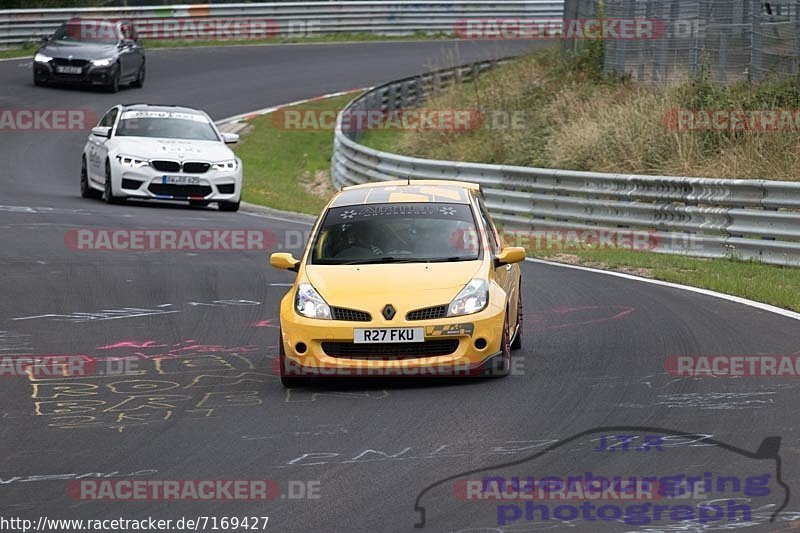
left=219, top=200, right=240, bottom=212
left=80, top=156, right=101, bottom=199
left=103, top=160, right=123, bottom=204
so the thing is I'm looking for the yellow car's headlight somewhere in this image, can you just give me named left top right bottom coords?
left=295, top=283, right=331, bottom=320
left=447, top=279, right=489, bottom=317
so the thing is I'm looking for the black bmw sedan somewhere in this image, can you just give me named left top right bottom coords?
left=33, top=18, right=145, bottom=92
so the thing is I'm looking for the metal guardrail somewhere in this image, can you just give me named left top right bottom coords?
left=0, top=1, right=564, bottom=48
left=332, top=60, right=800, bottom=267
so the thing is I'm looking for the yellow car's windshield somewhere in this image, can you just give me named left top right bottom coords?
left=311, top=202, right=481, bottom=265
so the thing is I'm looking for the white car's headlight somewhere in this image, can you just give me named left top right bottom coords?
left=116, top=154, right=150, bottom=168
left=34, top=52, right=52, bottom=63
left=211, top=160, right=238, bottom=172
left=295, top=283, right=331, bottom=320
left=447, top=279, right=489, bottom=317
left=91, top=58, right=113, bottom=67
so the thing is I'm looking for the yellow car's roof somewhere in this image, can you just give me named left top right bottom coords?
left=332, top=180, right=478, bottom=207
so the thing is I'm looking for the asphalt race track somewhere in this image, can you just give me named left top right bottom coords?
left=1, top=40, right=800, bottom=532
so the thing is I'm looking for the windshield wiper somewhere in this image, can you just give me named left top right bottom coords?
left=341, top=256, right=476, bottom=265
left=423, top=256, right=477, bottom=263
left=342, top=257, right=422, bottom=265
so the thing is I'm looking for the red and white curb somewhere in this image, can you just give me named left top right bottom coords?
left=216, top=87, right=368, bottom=133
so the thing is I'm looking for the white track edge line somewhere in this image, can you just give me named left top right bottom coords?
left=218, top=91, right=800, bottom=322
left=527, top=257, right=800, bottom=321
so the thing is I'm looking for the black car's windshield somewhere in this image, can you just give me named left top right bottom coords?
left=311, top=202, right=480, bottom=265
left=115, top=110, right=220, bottom=141
left=52, top=20, right=120, bottom=44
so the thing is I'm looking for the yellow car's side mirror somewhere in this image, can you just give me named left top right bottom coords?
left=494, top=246, right=526, bottom=267
left=270, top=252, right=300, bottom=272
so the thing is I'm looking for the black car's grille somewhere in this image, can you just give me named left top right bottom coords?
left=151, top=160, right=181, bottom=172
left=182, top=162, right=210, bottom=174
left=217, top=183, right=235, bottom=194
left=330, top=307, right=371, bottom=322
left=406, top=305, right=448, bottom=321
left=148, top=184, right=212, bottom=198
left=321, top=340, right=458, bottom=359
left=53, top=58, right=89, bottom=67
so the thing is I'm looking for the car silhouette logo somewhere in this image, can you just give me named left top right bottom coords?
left=382, top=304, right=396, bottom=320
left=413, top=425, right=790, bottom=529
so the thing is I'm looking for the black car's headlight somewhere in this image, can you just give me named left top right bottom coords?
left=34, top=52, right=52, bottom=63
left=91, top=58, right=114, bottom=67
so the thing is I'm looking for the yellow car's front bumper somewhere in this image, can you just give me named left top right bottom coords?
left=278, top=301, right=507, bottom=378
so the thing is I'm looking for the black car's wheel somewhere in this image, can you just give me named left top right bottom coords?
left=80, top=156, right=101, bottom=199
left=131, top=63, right=145, bottom=88
left=33, top=73, right=44, bottom=87
left=218, top=200, right=240, bottom=212
left=278, top=329, right=311, bottom=388
left=106, top=65, right=120, bottom=93
left=511, top=283, right=523, bottom=351
left=103, top=160, right=122, bottom=204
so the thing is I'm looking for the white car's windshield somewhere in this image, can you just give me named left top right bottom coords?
left=311, top=202, right=480, bottom=265
left=116, top=110, right=219, bottom=141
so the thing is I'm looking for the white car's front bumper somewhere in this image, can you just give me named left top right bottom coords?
left=114, top=163, right=242, bottom=203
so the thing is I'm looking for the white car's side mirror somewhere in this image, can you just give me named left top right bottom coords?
left=91, top=126, right=111, bottom=138
left=222, top=133, right=239, bottom=144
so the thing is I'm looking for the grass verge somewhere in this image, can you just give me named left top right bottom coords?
left=233, top=65, right=800, bottom=313
left=530, top=248, right=800, bottom=312
left=359, top=47, right=800, bottom=180
left=233, top=92, right=360, bottom=216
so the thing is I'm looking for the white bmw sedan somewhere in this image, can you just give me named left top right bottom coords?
left=81, top=104, right=243, bottom=211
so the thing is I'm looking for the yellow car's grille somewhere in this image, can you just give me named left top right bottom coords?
left=330, top=307, right=372, bottom=322
left=406, top=305, right=448, bottom=321
left=321, top=339, right=458, bottom=359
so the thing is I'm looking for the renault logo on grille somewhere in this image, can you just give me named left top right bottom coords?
left=382, top=304, right=396, bottom=320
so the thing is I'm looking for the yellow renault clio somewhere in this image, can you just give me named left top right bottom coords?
left=270, top=180, right=525, bottom=387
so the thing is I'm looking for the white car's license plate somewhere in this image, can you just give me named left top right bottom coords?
left=162, top=175, right=201, bottom=185
left=354, top=328, right=424, bottom=344
left=56, top=66, right=82, bottom=74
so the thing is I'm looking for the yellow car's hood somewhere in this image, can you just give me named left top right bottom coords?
left=304, top=261, right=484, bottom=309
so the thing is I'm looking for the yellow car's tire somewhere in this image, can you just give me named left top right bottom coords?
left=484, top=312, right=511, bottom=378
left=511, top=282, right=523, bottom=351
